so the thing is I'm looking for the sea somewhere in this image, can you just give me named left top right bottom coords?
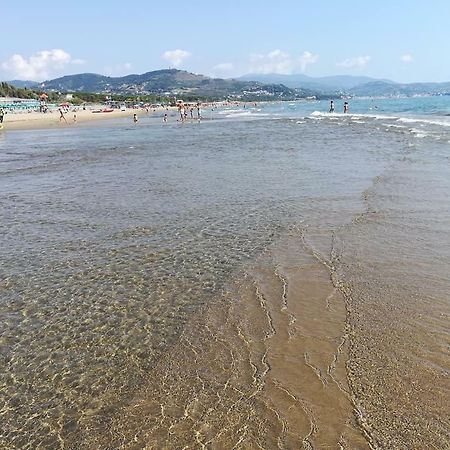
left=1, top=97, right=450, bottom=449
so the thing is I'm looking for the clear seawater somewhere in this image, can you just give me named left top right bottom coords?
left=1, top=96, right=450, bottom=448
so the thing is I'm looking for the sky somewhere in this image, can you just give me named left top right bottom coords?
left=1, top=0, right=450, bottom=83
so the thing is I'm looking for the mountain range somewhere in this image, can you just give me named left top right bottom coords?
left=238, top=73, right=394, bottom=91
left=5, top=70, right=450, bottom=98
left=6, top=70, right=314, bottom=101
left=239, top=74, right=450, bottom=96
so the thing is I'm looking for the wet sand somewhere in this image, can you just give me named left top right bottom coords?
left=78, top=231, right=368, bottom=449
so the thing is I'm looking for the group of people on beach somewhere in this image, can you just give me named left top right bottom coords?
left=329, top=100, right=349, bottom=113
left=177, top=102, right=201, bottom=122
left=2, top=99, right=355, bottom=130
left=130, top=102, right=203, bottom=124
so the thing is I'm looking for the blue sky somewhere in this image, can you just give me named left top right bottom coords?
left=1, top=0, right=450, bottom=83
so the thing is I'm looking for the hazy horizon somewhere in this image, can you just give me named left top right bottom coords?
left=3, top=69, right=449, bottom=86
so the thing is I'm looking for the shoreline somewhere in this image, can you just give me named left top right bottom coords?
left=0, top=107, right=172, bottom=131
left=75, top=231, right=367, bottom=449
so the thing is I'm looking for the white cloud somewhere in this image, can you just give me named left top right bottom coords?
left=104, top=62, right=133, bottom=76
left=400, top=54, right=413, bottom=63
left=337, top=55, right=371, bottom=69
left=249, top=49, right=293, bottom=74
left=1, top=49, right=83, bottom=80
left=212, top=63, right=234, bottom=72
left=299, top=51, right=319, bottom=72
left=162, top=49, right=191, bottom=67
left=210, top=63, right=235, bottom=78
left=72, top=58, right=86, bottom=65
left=248, top=49, right=319, bottom=74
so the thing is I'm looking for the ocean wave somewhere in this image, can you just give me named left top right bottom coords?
left=310, top=111, right=400, bottom=121
left=218, top=109, right=246, bottom=115
left=224, top=112, right=270, bottom=118
left=397, top=117, right=450, bottom=127
left=383, top=124, right=407, bottom=129
left=408, top=128, right=428, bottom=138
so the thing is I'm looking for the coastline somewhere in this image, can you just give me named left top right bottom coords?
left=0, top=107, right=170, bottom=131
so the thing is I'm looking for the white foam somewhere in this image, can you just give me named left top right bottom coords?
left=398, top=117, right=450, bottom=127
left=409, top=128, right=428, bottom=138
left=310, top=111, right=400, bottom=121
left=397, top=117, right=418, bottom=124
left=224, top=112, right=270, bottom=118
left=218, top=109, right=246, bottom=115
left=383, top=124, right=407, bottom=129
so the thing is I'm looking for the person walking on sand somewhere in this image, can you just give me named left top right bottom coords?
left=59, top=107, right=67, bottom=123
left=0, top=108, right=5, bottom=124
left=196, top=102, right=201, bottom=119
left=329, top=100, right=334, bottom=113
left=133, top=113, right=138, bottom=123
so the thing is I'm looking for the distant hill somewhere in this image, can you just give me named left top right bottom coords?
left=351, top=80, right=450, bottom=96
left=317, top=75, right=394, bottom=89
left=6, top=79, right=39, bottom=89
left=240, top=73, right=450, bottom=97
left=238, top=73, right=394, bottom=91
left=37, top=69, right=320, bottom=100
left=0, top=81, right=40, bottom=99
left=7, top=70, right=449, bottom=99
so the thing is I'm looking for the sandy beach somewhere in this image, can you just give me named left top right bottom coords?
left=0, top=106, right=168, bottom=131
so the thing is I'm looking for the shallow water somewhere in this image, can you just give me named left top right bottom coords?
left=1, top=110, right=449, bottom=448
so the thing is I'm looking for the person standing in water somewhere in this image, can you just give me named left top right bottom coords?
left=178, top=103, right=184, bottom=121
left=329, top=100, right=335, bottom=113
left=344, top=101, right=349, bottom=113
left=0, top=107, right=5, bottom=124
left=133, top=113, right=138, bottom=123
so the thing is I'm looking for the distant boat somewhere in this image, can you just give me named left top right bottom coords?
left=92, top=108, right=114, bottom=113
